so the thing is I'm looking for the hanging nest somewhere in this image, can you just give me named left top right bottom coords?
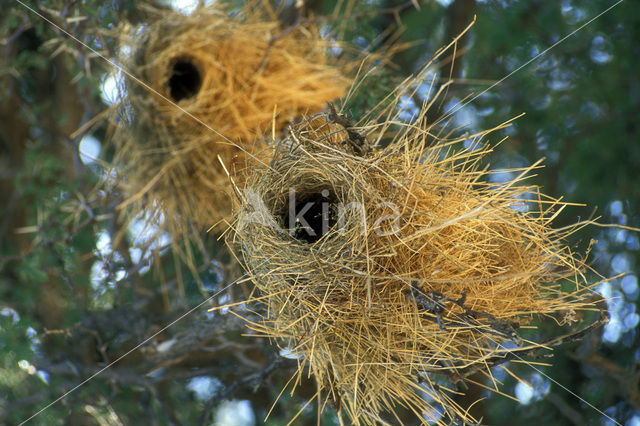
left=230, top=109, right=605, bottom=424
left=111, top=3, right=351, bottom=234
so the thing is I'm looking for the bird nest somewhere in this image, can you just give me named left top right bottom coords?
left=230, top=109, right=603, bottom=424
left=111, top=3, right=350, bottom=234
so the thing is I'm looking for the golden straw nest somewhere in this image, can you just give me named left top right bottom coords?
left=112, top=3, right=351, bottom=233
left=231, top=109, right=601, bottom=424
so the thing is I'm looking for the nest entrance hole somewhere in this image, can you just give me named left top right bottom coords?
left=282, top=188, right=339, bottom=243
left=168, top=58, right=202, bottom=101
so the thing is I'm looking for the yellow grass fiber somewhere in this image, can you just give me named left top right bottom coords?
left=112, top=3, right=351, bottom=234
left=230, top=108, right=599, bottom=424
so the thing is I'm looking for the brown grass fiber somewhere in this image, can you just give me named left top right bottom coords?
left=111, top=2, right=351, bottom=235
left=229, top=103, right=603, bottom=424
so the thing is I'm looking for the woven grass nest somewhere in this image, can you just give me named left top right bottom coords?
left=112, top=3, right=350, bottom=234
left=231, top=107, right=604, bottom=424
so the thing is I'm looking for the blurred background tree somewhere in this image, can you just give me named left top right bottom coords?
left=1, top=0, right=638, bottom=424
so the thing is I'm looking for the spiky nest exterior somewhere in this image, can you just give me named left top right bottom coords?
left=113, top=4, right=350, bottom=233
left=232, top=113, right=598, bottom=424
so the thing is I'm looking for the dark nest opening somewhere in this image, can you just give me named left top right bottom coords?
left=168, top=57, right=202, bottom=101
left=281, top=187, right=340, bottom=243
